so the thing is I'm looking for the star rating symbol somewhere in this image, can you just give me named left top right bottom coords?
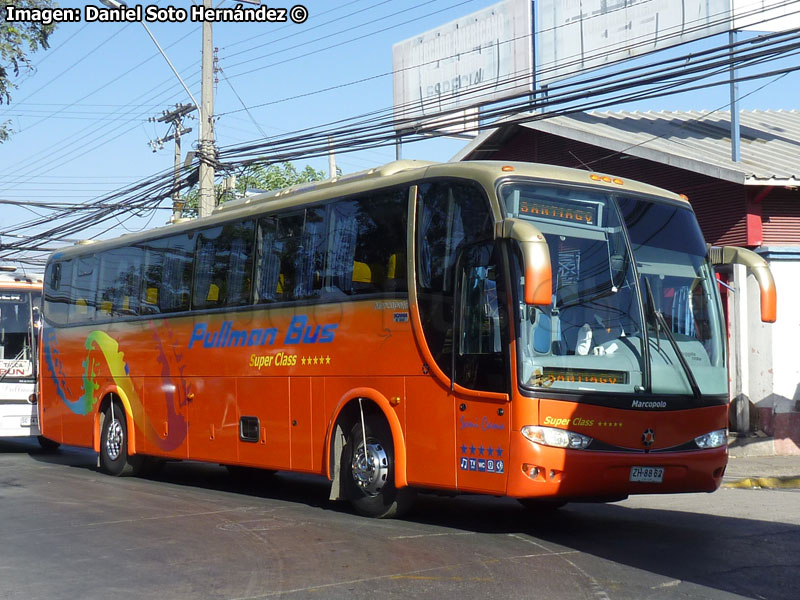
left=300, top=355, right=332, bottom=366
left=459, top=445, right=504, bottom=458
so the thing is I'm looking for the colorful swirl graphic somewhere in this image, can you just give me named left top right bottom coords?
left=44, top=324, right=188, bottom=450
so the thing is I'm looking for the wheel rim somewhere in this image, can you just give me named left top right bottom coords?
left=351, top=441, right=389, bottom=496
left=105, top=418, right=123, bottom=461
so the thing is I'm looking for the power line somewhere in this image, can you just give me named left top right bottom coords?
left=212, top=30, right=800, bottom=166
left=223, top=0, right=467, bottom=73
left=3, top=4, right=799, bottom=262
left=223, top=0, right=392, bottom=59
left=215, top=1, right=800, bottom=121
left=5, top=27, right=797, bottom=263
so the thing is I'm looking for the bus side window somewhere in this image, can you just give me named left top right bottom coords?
left=161, top=232, right=194, bottom=313
left=326, top=200, right=358, bottom=297
left=274, top=211, right=306, bottom=302
left=255, top=216, right=281, bottom=304
left=416, top=181, right=494, bottom=378
left=296, top=207, right=327, bottom=301
left=455, top=242, right=508, bottom=393
left=348, top=189, right=408, bottom=296
left=254, top=189, right=408, bottom=304
left=45, top=260, right=73, bottom=326
left=96, top=246, right=142, bottom=318
left=193, top=220, right=255, bottom=310
left=68, top=255, right=97, bottom=324
left=140, top=242, right=164, bottom=315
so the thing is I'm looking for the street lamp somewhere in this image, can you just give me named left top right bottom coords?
left=98, top=0, right=215, bottom=218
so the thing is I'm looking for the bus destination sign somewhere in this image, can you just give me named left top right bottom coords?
left=519, top=199, right=598, bottom=226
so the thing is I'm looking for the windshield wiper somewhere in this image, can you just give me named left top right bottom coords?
left=643, top=278, right=702, bottom=400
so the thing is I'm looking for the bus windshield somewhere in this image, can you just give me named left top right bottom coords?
left=0, top=291, right=37, bottom=381
left=500, top=182, right=727, bottom=398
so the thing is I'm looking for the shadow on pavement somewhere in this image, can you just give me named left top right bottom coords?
left=9, top=437, right=799, bottom=600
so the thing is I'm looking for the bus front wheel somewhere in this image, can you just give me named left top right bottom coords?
left=99, top=401, right=140, bottom=477
left=342, top=414, right=414, bottom=518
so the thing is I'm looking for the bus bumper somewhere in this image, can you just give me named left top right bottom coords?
left=506, top=434, right=728, bottom=500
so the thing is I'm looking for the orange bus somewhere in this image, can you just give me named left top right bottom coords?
left=0, top=269, right=44, bottom=441
left=39, top=160, right=776, bottom=517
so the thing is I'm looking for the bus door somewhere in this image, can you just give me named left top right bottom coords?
left=452, top=241, right=511, bottom=494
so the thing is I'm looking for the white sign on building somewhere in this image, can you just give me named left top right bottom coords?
left=733, top=0, right=800, bottom=31
left=392, top=0, right=533, bottom=132
left=537, top=0, right=733, bottom=87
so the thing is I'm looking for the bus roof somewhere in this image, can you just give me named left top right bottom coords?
left=214, top=160, right=686, bottom=217
left=51, top=160, right=687, bottom=261
left=0, top=271, right=43, bottom=290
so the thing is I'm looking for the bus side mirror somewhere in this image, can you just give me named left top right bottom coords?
left=501, top=218, right=552, bottom=305
left=709, top=245, right=776, bottom=323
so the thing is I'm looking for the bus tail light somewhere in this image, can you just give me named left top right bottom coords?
left=694, top=428, right=728, bottom=449
left=522, top=425, right=593, bottom=450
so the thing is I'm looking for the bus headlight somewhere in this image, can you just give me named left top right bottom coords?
left=694, top=428, right=728, bottom=449
left=521, top=426, right=593, bottom=450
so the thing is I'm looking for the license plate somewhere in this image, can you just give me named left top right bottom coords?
left=20, top=415, right=38, bottom=427
left=630, top=466, right=664, bottom=483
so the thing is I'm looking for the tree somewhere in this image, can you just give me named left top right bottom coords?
left=180, top=161, right=329, bottom=218
left=1, top=1, right=58, bottom=142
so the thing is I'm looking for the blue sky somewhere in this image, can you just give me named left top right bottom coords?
left=1, top=0, right=798, bottom=259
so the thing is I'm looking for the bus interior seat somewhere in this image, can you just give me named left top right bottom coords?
left=207, top=283, right=220, bottom=303
left=99, top=300, right=113, bottom=317
left=352, top=261, right=382, bottom=293
left=141, top=287, right=160, bottom=314
left=384, top=253, right=406, bottom=291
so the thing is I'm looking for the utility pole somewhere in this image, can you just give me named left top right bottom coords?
left=198, top=0, right=216, bottom=218
left=149, top=104, right=194, bottom=223
left=327, top=136, right=337, bottom=178
left=729, top=30, right=741, bottom=163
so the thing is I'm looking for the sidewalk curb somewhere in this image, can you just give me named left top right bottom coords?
left=723, top=477, right=800, bottom=490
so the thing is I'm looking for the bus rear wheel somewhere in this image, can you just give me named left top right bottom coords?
left=342, top=414, right=414, bottom=518
left=99, top=401, right=140, bottom=477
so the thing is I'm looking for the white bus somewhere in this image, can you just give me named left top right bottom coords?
left=0, top=268, right=48, bottom=443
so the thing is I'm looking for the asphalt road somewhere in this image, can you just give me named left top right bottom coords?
left=1, top=438, right=798, bottom=600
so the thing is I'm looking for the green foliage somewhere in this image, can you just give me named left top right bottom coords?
left=236, top=162, right=328, bottom=194
left=180, top=161, right=329, bottom=218
left=1, top=1, right=58, bottom=141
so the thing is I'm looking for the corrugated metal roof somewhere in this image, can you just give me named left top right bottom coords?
left=459, top=110, right=800, bottom=186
